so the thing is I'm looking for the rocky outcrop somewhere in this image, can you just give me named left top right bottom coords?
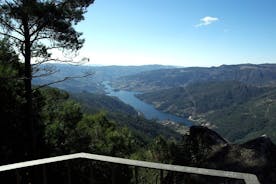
left=165, top=126, right=276, bottom=184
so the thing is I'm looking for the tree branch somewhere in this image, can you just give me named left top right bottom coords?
left=0, top=31, right=23, bottom=43
left=31, top=34, right=51, bottom=44
left=31, top=59, right=49, bottom=66
left=34, top=72, right=94, bottom=90
left=32, top=70, right=58, bottom=78
left=0, top=17, right=24, bottom=36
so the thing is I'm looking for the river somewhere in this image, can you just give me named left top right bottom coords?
left=103, top=81, right=192, bottom=126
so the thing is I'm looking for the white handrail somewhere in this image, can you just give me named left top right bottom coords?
left=0, top=152, right=260, bottom=184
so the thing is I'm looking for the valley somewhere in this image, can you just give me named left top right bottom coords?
left=112, top=64, right=276, bottom=143
left=103, top=81, right=192, bottom=126
left=1, top=1, right=276, bottom=183
left=34, top=63, right=276, bottom=144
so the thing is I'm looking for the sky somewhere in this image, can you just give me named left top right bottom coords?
left=74, top=0, right=276, bottom=67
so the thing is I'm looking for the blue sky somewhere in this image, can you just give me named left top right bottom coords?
left=75, top=0, right=276, bottom=66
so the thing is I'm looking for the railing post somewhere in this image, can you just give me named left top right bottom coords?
left=89, top=161, right=94, bottom=184
left=42, top=165, right=47, bottom=184
left=111, top=164, right=116, bottom=184
left=15, top=169, right=21, bottom=184
left=160, top=170, right=163, bottom=184
left=171, top=171, right=175, bottom=184
left=134, top=166, right=138, bottom=184
left=66, top=161, right=72, bottom=184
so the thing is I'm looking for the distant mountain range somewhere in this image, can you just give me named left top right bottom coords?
left=33, top=63, right=174, bottom=93
left=112, top=64, right=276, bottom=92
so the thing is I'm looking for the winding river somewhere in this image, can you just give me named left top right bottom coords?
left=103, top=82, right=192, bottom=126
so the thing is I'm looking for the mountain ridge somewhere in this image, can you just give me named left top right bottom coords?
left=112, top=63, right=276, bottom=92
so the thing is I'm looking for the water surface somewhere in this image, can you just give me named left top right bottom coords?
left=103, top=81, right=192, bottom=126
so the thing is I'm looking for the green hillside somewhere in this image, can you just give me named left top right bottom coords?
left=70, top=91, right=182, bottom=141
left=205, top=89, right=276, bottom=143
left=137, top=81, right=276, bottom=143
left=137, top=81, right=267, bottom=116
left=71, top=92, right=137, bottom=116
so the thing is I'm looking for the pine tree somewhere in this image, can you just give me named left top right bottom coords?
left=0, top=0, right=94, bottom=159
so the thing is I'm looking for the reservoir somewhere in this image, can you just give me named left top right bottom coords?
left=103, top=82, right=192, bottom=126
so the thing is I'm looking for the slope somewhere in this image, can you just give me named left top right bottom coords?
left=70, top=92, right=182, bottom=141
left=137, top=81, right=276, bottom=143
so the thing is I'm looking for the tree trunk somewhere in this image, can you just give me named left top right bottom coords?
left=24, top=47, right=35, bottom=159
left=22, top=4, right=38, bottom=183
left=23, top=7, right=36, bottom=160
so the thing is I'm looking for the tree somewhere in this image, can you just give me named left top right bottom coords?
left=0, top=0, right=94, bottom=158
left=0, top=39, right=25, bottom=164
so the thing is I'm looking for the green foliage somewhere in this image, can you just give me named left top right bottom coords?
left=1, top=2, right=95, bottom=169
left=77, top=113, right=137, bottom=157
left=0, top=39, right=26, bottom=164
left=40, top=87, right=141, bottom=158
left=149, top=136, right=175, bottom=163
left=39, top=88, right=140, bottom=183
left=0, top=39, right=22, bottom=78
left=128, top=136, right=177, bottom=184
left=0, top=0, right=94, bottom=57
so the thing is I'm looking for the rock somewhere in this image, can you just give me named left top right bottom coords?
left=166, top=126, right=276, bottom=184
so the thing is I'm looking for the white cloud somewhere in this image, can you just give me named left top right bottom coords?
left=195, top=16, right=219, bottom=27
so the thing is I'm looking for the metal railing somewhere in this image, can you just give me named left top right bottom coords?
left=0, top=152, right=260, bottom=184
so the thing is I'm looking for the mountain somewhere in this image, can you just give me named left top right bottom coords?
left=136, top=81, right=276, bottom=143
left=33, top=64, right=175, bottom=93
left=136, top=81, right=267, bottom=117
left=112, top=64, right=276, bottom=92
left=109, top=63, right=276, bottom=144
left=204, top=88, right=276, bottom=143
